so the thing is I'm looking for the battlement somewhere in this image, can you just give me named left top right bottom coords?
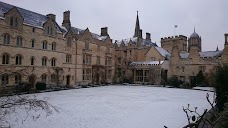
left=161, top=35, right=187, bottom=42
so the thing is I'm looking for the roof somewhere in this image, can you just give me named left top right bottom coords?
left=179, top=51, right=223, bottom=59
left=130, top=61, right=164, bottom=66
left=0, top=1, right=62, bottom=32
left=154, top=47, right=171, bottom=58
left=115, top=37, right=157, bottom=47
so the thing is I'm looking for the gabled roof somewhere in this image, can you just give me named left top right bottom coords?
left=0, top=1, right=62, bottom=32
left=154, top=47, right=171, bottom=58
left=115, top=37, right=157, bottom=47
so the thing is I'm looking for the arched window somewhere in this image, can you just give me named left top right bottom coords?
left=42, top=57, right=47, bottom=66
left=31, top=39, right=35, bottom=48
left=41, top=74, right=47, bottom=83
left=47, top=26, right=53, bottom=35
left=15, top=55, right=22, bottom=65
left=16, top=36, right=23, bottom=47
left=10, top=17, right=14, bottom=26
left=31, top=56, right=35, bottom=65
left=42, top=41, right=47, bottom=49
left=2, top=74, right=9, bottom=85
left=66, top=54, right=72, bottom=63
left=51, top=58, right=56, bottom=67
left=52, top=42, right=56, bottom=51
left=15, top=73, right=22, bottom=84
left=2, top=53, right=10, bottom=64
left=67, top=38, right=72, bottom=47
left=51, top=74, right=57, bottom=82
left=3, top=34, right=10, bottom=45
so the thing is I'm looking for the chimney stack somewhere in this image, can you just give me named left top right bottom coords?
left=101, top=27, right=108, bottom=36
left=46, top=14, right=56, bottom=21
left=146, top=33, right=151, bottom=41
left=62, top=11, right=71, bottom=30
left=225, top=33, right=228, bottom=44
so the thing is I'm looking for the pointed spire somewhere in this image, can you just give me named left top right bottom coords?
left=133, top=11, right=141, bottom=37
left=216, top=45, right=219, bottom=51
left=194, top=26, right=195, bottom=32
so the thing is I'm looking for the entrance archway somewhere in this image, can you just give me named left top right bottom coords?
left=28, top=74, right=36, bottom=88
left=66, top=75, right=71, bottom=86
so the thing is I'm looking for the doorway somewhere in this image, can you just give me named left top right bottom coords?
left=66, top=75, right=71, bottom=86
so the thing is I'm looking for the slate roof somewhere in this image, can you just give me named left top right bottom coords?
left=115, top=37, right=157, bottom=47
left=0, top=1, right=62, bottom=32
left=180, top=51, right=223, bottom=59
left=154, top=47, right=171, bottom=58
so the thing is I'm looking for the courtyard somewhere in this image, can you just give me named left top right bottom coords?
left=6, top=86, right=213, bottom=128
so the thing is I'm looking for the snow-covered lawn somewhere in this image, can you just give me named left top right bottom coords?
left=6, top=86, right=213, bottom=128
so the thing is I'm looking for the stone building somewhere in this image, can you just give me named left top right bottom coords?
left=0, top=1, right=115, bottom=91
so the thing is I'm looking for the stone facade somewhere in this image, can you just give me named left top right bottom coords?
left=0, top=1, right=115, bottom=91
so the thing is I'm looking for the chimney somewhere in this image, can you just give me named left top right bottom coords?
left=46, top=14, right=56, bottom=21
left=138, top=29, right=142, bottom=38
left=225, top=33, right=228, bottom=44
left=146, top=33, right=151, bottom=41
left=62, top=11, right=71, bottom=30
left=101, top=27, right=108, bottom=36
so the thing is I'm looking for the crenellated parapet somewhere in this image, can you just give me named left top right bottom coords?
left=161, top=35, right=187, bottom=42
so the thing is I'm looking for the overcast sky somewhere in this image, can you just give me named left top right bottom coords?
left=2, top=0, right=227, bottom=51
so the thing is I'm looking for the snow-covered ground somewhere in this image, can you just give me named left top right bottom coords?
left=193, top=86, right=215, bottom=92
left=5, top=86, right=214, bottom=128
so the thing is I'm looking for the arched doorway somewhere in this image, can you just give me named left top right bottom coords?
left=28, top=74, right=36, bottom=88
left=66, top=75, right=71, bottom=86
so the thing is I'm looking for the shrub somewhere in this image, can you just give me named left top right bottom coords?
left=14, top=82, right=32, bottom=93
left=167, top=76, right=182, bottom=88
left=36, top=82, right=46, bottom=90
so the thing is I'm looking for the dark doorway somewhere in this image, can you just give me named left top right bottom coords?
left=66, top=75, right=70, bottom=86
left=190, top=76, right=196, bottom=87
left=28, top=75, right=36, bottom=88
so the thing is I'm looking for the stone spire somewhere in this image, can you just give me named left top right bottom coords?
left=216, top=45, right=219, bottom=51
left=133, top=11, right=141, bottom=37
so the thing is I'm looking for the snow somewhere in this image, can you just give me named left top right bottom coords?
left=5, top=86, right=213, bottom=128
left=130, top=61, right=164, bottom=66
left=154, top=47, right=171, bottom=57
left=193, top=87, right=215, bottom=92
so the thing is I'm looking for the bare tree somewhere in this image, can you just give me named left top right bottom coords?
left=0, top=66, right=58, bottom=127
left=52, top=67, right=64, bottom=87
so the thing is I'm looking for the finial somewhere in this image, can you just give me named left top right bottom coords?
left=194, top=26, right=195, bottom=32
left=216, top=45, right=219, bottom=51
left=137, top=11, right=138, bottom=15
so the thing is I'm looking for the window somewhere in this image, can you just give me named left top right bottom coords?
left=105, top=57, right=112, bottom=65
left=1, top=74, right=9, bottom=85
left=47, top=26, right=53, bottom=35
left=42, top=57, right=47, bottom=66
left=151, top=57, right=155, bottom=61
left=52, top=42, right=56, bottom=51
left=66, top=54, right=72, bottom=63
left=67, top=38, right=72, bottom=47
left=199, top=66, right=206, bottom=73
left=41, top=74, right=47, bottom=83
left=15, top=74, right=22, bottom=84
left=51, top=74, right=57, bottom=82
left=106, top=47, right=110, bottom=53
left=10, top=17, right=18, bottom=27
left=32, top=27, right=35, bottom=33
left=97, top=45, right=100, bottom=52
left=31, top=39, right=35, bottom=48
left=85, top=40, right=90, bottom=50
left=16, top=36, right=23, bottom=47
left=117, top=58, right=121, bottom=64
left=106, top=69, right=112, bottom=79
left=144, top=70, right=149, bottom=82
left=83, top=54, right=91, bottom=64
left=15, top=55, right=22, bottom=65
left=135, top=70, right=143, bottom=82
left=97, top=56, right=100, bottom=65
left=3, top=34, right=10, bottom=45
left=83, top=69, right=91, bottom=80
left=2, top=53, right=10, bottom=64
left=42, top=41, right=48, bottom=49
left=51, top=58, right=56, bottom=67
left=31, top=56, right=35, bottom=65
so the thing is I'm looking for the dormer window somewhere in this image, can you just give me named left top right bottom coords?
left=32, top=27, right=35, bottom=33
left=10, top=17, right=18, bottom=27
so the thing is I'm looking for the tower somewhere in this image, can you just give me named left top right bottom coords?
left=188, top=27, right=202, bottom=52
